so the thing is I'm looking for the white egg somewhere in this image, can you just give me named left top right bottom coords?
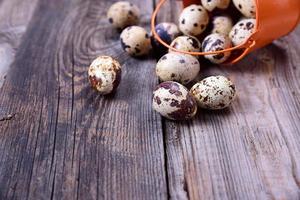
left=212, top=16, right=233, bottom=36
left=178, top=4, right=209, bottom=36
left=202, top=33, right=232, bottom=64
left=233, top=0, right=256, bottom=18
left=88, top=56, right=122, bottom=95
left=120, top=26, right=152, bottom=56
left=169, top=36, right=201, bottom=56
left=107, top=1, right=140, bottom=30
left=190, top=76, right=236, bottom=110
left=201, top=0, right=231, bottom=12
left=229, top=19, right=256, bottom=46
left=153, top=81, right=198, bottom=120
left=156, top=52, right=200, bottom=84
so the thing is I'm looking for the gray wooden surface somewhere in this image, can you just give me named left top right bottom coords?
left=0, top=0, right=299, bottom=199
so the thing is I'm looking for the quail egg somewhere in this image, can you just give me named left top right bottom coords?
left=88, top=56, right=122, bottom=95
left=151, top=22, right=181, bottom=52
left=233, top=0, right=256, bottom=18
left=107, top=1, right=140, bottom=30
left=178, top=4, right=209, bottom=36
left=202, top=33, right=232, bottom=64
left=153, top=81, right=197, bottom=120
left=212, top=16, right=233, bottom=36
left=201, top=0, right=231, bottom=12
left=156, top=52, right=200, bottom=84
left=229, top=19, right=256, bottom=46
left=169, top=36, right=201, bottom=56
left=120, top=26, right=152, bottom=56
left=190, top=76, right=236, bottom=110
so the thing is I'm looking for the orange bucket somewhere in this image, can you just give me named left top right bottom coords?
left=151, top=0, right=300, bottom=64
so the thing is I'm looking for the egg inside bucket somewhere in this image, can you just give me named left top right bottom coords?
left=151, top=0, right=300, bottom=64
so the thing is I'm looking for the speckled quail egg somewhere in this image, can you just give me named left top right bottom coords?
left=201, top=0, right=231, bottom=12
left=88, top=56, right=122, bottom=95
left=229, top=19, right=256, bottom=46
left=151, top=22, right=181, bottom=52
left=156, top=52, right=200, bottom=84
left=190, top=76, right=236, bottom=110
left=107, top=1, right=140, bottom=30
left=178, top=4, right=209, bottom=36
left=212, top=16, right=233, bottom=36
left=120, top=26, right=151, bottom=56
left=153, top=81, right=197, bottom=120
left=169, top=36, right=201, bottom=56
left=202, top=33, right=232, bottom=64
left=233, top=0, right=256, bottom=18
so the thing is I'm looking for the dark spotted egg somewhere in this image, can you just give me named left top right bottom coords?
left=156, top=52, right=200, bottom=84
left=153, top=81, right=198, bottom=120
left=202, top=33, right=232, bottom=64
left=88, top=56, right=122, bottom=95
left=120, top=26, right=152, bottom=56
left=178, top=4, right=209, bottom=36
left=229, top=19, right=256, bottom=46
left=107, top=1, right=140, bottom=30
left=233, top=0, right=256, bottom=18
left=151, top=22, right=181, bottom=52
left=201, top=0, right=230, bottom=12
left=190, top=76, right=236, bottom=110
left=169, top=36, right=201, bottom=57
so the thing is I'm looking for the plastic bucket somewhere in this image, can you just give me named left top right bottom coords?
left=151, top=0, right=300, bottom=64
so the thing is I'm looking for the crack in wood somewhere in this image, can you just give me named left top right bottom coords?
left=0, top=113, right=16, bottom=122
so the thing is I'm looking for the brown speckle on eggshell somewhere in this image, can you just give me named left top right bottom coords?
left=156, top=52, right=200, bottom=84
left=233, top=0, right=256, bottom=18
left=120, top=26, right=152, bottom=56
left=169, top=35, right=201, bottom=57
left=88, top=56, right=122, bottom=95
left=153, top=81, right=197, bottom=120
left=201, top=0, right=231, bottom=12
left=229, top=18, right=256, bottom=46
left=190, top=75, right=236, bottom=110
left=202, top=33, right=232, bottom=64
left=107, top=1, right=140, bottom=30
left=178, top=4, right=209, bottom=36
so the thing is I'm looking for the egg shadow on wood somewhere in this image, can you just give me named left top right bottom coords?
left=184, top=107, right=233, bottom=128
left=102, top=91, right=118, bottom=100
left=194, top=107, right=233, bottom=121
left=78, top=85, right=118, bottom=106
left=265, top=41, right=288, bottom=62
left=132, top=50, right=156, bottom=61
left=105, top=27, right=121, bottom=40
left=228, top=42, right=288, bottom=73
left=76, top=85, right=103, bottom=112
left=163, top=107, right=232, bottom=127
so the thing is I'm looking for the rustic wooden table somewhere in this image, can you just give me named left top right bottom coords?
left=0, top=0, right=299, bottom=199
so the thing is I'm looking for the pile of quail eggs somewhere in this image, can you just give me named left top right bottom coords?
left=88, top=0, right=257, bottom=120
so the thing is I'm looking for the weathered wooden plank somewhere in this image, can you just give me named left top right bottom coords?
left=0, top=0, right=39, bottom=88
left=155, top=0, right=300, bottom=199
left=0, top=0, right=167, bottom=199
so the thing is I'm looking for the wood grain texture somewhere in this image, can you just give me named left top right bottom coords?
left=0, top=0, right=299, bottom=199
left=0, top=0, right=167, bottom=199
left=0, top=0, right=39, bottom=87
left=156, top=0, right=300, bottom=199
